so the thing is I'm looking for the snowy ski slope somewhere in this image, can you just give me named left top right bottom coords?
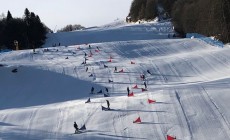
left=0, top=20, right=230, bottom=140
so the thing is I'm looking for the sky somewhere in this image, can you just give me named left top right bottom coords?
left=0, top=0, right=133, bottom=31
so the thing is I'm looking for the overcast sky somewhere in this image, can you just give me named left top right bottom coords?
left=0, top=0, right=133, bottom=31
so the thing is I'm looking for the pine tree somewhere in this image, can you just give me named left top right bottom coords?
left=6, top=10, right=12, bottom=21
left=145, top=0, right=157, bottom=20
left=138, top=4, right=146, bottom=20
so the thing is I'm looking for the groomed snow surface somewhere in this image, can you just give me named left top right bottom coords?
left=1, top=20, right=230, bottom=140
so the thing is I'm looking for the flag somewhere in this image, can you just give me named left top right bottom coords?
left=132, top=84, right=138, bottom=89
left=133, top=117, right=141, bottom=123
left=128, top=92, right=134, bottom=97
left=85, top=98, right=91, bottom=103
left=119, top=69, right=124, bottom=73
left=167, top=135, right=176, bottom=140
left=148, top=99, right=156, bottom=104
left=104, top=94, right=110, bottom=97
left=142, top=88, right=147, bottom=92
left=79, top=124, right=86, bottom=130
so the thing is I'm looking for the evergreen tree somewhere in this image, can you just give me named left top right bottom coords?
left=145, top=0, right=157, bottom=20
left=128, top=0, right=158, bottom=22
left=6, top=10, right=12, bottom=21
left=138, top=4, right=146, bottom=20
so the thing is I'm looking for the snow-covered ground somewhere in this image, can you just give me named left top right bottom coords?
left=0, top=20, right=230, bottom=140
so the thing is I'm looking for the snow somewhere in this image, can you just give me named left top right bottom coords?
left=0, top=20, right=230, bottom=140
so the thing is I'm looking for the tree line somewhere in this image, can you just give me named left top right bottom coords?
left=57, top=24, right=85, bottom=32
left=127, top=0, right=158, bottom=22
left=128, top=0, right=230, bottom=43
left=0, top=8, right=48, bottom=50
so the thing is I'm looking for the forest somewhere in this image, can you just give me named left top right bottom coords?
left=128, top=0, right=230, bottom=43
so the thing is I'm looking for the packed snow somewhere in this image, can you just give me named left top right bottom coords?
left=0, top=20, right=230, bottom=140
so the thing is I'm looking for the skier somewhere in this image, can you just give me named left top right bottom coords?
left=91, top=87, right=94, bottom=94
left=84, top=52, right=87, bottom=57
left=127, top=87, right=130, bottom=95
left=86, top=67, right=88, bottom=72
left=144, top=81, right=147, bottom=89
left=74, top=122, right=79, bottom=133
left=89, top=45, right=91, bottom=49
left=114, top=66, right=117, bottom=72
left=106, top=100, right=110, bottom=110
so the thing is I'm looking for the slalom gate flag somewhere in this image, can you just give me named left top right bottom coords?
left=85, top=98, right=91, bottom=103
left=108, top=59, right=112, bottom=62
left=102, top=106, right=109, bottom=111
left=79, top=124, right=86, bottom=130
left=131, top=61, right=135, bottom=64
left=132, top=84, right=138, bottom=89
left=148, top=99, right=156, bottom=104
left=142, top=88, right=147, bottom=92
left=167, top=135, right=176, bottom=140
left=104, top=94, right=110, bottom=97
left=128, top=92, right=134, bottom=97
left=119, top=69, right=124, bottom=73
left=133, top=117, right=141, bottom=123
left=95, top=49, right=99, bottom=52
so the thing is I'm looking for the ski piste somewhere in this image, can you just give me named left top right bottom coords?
left=0, top=20, right=230, bottom=140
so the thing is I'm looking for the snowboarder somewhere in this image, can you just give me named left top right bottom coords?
left=106, top=100, right=110, bottom=110
left=127, top=87, right=130, bottom=95
left=74, top=122, right=79, bottom=133
left=114, top=66, right=117, bottom=72
left=91, top=87, right=94, bottom=94
left=144, top=81, right=147, bottom=89
left=105, top=87, right=109, bottom=93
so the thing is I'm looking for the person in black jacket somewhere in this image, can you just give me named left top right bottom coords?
left=127, top=87, right=130, bottom=95
left=105, top=87, right=109, bottom=93
left=106, top=100, right=110, bottom=110
left=74, top=122, right=79, bottom=133
left=144, top=81, right=147, bottom=89
left=91, top=87, right=94, bottom=94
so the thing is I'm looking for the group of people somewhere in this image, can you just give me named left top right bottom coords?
left=74, top=44, right=154, bottom=134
